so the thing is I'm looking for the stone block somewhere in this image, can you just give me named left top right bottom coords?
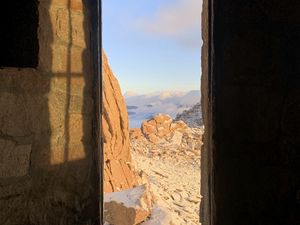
left=0, top=92, right=29, bottom=137
left=0, top=140, right=31, bottom=177
left=54, top=8, right=86, bottom=48
left=51, top=0, right=83, bottom=11
left=104, top=185, right=152, bottom=225
left=51, top=44, right=85, bottom=73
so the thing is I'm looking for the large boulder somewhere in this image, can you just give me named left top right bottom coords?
left=102, top=52, right=138, bottom=192
left=139, top=114, right=191, bottom=144
left=104, top=185, right=152, bottom=225
left=141, top=114, right=173, bottom=143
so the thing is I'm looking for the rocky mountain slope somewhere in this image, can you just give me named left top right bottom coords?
left=129, top=114, right=204, bottom=225
left=103, top=52, right=203, bottom=224
left=175, top=102, right=203, bottom=128
left=132, top=153, right=201, bottom=225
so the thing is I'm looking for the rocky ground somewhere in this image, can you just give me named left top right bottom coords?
left=130, top=114, right=204, bottom=225
left=132, top=153, right=201, bottom=225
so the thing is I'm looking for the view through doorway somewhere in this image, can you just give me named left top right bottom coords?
left=102, top=1, right=203, bottom=224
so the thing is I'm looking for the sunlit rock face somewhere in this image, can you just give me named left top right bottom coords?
left=102, top=52, right=138, bottom=193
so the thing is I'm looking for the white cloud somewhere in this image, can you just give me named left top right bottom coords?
left=135, top=0, right=202, bottom=49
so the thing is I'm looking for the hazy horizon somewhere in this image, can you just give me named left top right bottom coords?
left=123, top=89, right=201, bottom=97
left=125, top=89, right=201, bottom=128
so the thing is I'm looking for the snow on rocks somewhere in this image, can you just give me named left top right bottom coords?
left=140, top=206, right=172, bottom=225
left=129, top=114, right=203, bottom=225
left=104, top=185, right=152, bottom=225
left=131, top=153, right=201, bottom=225
left=130, top=114, right=204, bottom=165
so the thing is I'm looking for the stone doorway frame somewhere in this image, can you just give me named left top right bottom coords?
left=200, top=0, right=214, bottom=224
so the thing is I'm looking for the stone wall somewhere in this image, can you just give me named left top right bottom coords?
left=205, top=0, right=300, bottom=224
left=0, top=0, right=99, bottom=224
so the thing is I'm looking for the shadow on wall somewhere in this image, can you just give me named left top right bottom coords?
left=0, top=0, right=99, bottom=224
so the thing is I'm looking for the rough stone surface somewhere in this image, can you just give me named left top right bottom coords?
left=200, top=0, right=209, bottom=224
left=129, top=128, right=144, bottom=140
left=131, top=114, right=203, bottom=166
left=104, top=185, right=152, bottom=225
left=103, top=52, right=138, bottom=193
left=204, top=1, right=300, bottom=225
left=0, top=140, right=32, bottom=177
left=130, top=115, right=203, bottom=225
left=141, top=114, right=174, bottom=143
left=0, top=1, right=99, bottom=224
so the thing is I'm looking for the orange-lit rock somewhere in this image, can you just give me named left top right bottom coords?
left=104, top=185, right=152, bottom=225
left=102, top=52, right=138, bottom=193
left=129, top=128, right=144, bottom=140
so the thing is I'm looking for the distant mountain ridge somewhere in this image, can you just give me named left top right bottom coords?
left=175, top=102, right=203, bottom=128
left=125, top=90, right=200, bottom=128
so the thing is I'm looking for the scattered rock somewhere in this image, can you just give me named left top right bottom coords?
left=130, top=113, right=204, bottom=165
left=128, top=114, right=203, bottom=224
left=151, top=170, right=169, bottom=178
left=186, top=197, right=201, bottom=204
left=170, top=192, right=182, bottom=202
left=131, top=152, right=201, bottom=225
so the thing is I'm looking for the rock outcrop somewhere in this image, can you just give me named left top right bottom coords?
left=175, top=102, right=203, bottom=128
left=103, top=52, right=138, bottom=193
left=130, top=114, right=203, bottom=163
left=140, top=114, right=188, bottom=144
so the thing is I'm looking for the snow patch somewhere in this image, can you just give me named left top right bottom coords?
left=141, top=206, right=172, bottom=225
left=104, top=185, right=147, bottom=210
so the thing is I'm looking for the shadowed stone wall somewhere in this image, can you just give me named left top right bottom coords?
left=202, top=0, right=300, bottom=224
left=0, top=0, right=99, bottom=224
left=201, top=0, right=213, bottom=224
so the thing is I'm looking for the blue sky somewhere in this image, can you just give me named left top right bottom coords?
left=103, top=0, right=202, bottom=94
